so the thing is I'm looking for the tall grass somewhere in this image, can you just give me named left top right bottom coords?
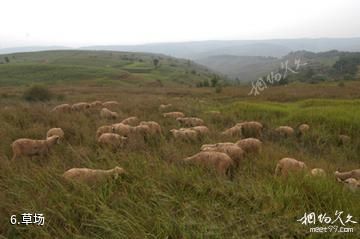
left=0, top=87, right=359, bottom=238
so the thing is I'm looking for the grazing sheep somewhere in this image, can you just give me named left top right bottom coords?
left=159, top=104, right=172, bottom=111
left=96, top=125, right=114, bottom=139
left=342, top=178, right=359, bottom=192
left=163, top=112, right=185, bottom=119
left=102, top=101, right=120, bottom=108
left=90, top=100, right=103, bottom=108
left=71, top=102, right=90, bottom=112
left=170, top=129, right=198, bottom=141
left=182, top=151, right=234, bottom=176
left=335, top=169, right=360, bottom=181
left=275, top=158, right=308, bottom=177
left=112, top=123, right=132, bottom=137
left=100, top=108, right=118, bottom=120
left=11, top=135, right=60, bottom=161
left=140, top=121, right=162, bottom=136
left=338, top=134, right=351, bottom=145
left=176, top=117, right=204, bottom=127
left=236, top=121, right=263, bottom=138
left=51, top=104, right=71, bottom=113
left=297, top=124, right=310, bottom=137
left=221, top=125, right=242, bottom=137
left=201, top=143, right=244, bottom=167
left=63, top=166, right=126, bottom=185
left=121, top=116, right=139, bottom=126
left=275, top=126, right=295, bottom=137
left=311, top=168, right=326, bottom=177
left=235, top=138, right=262, bottom=154
left=98, top=133, right=127, bottom=148
left=132, top=124, right=151, bottom=138
left=189, top=126, right=209, bottom=137
left=46, top=128, right=64, bottom=142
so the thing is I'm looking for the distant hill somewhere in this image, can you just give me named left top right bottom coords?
left=0, top=50, right=215, bottom=86
left=81, top=38, right=360, bottom=59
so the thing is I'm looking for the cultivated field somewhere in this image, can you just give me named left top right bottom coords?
left=0, top=83, right=359, bottom=238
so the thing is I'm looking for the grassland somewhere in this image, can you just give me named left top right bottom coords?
left=0, top=81, right=359, bottom=238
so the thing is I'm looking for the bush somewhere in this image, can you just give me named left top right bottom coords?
left=23, top=85, right=53, bottom=102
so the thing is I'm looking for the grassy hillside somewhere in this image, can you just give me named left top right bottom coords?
left=0, top=83, right=359, bottom=238
left=0, top=50, right=215, bottom=86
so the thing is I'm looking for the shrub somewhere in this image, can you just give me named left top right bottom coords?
left=23, top=85, right=53, bottom=102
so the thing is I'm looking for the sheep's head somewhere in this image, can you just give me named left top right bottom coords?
left=47, top=135, right=60, bottom=144
left=113, top=167, right=126, bottom=179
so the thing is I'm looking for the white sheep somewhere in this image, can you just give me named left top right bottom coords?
left=98, top=133, right=127, bottom=148
left=334, top=169, right=360, bottom=181
left=182, top=151, right=234, bottom=176
left=139, top=121, right=162, bottom=136
left=176, top=117, right=204, bottom=127
left=71, top=102, right=90, bottom=112
left=11, top=135, right=60, bottom=161
left=159, top=104, right=172, bottom=111
left=311, top=168, right=326, bottom=177
left=236, top=121, right=263, bottom=138
left=170, top=128, right=198, bottom=141
left=200, top=143, right=244, bottom=167
left=100, top=108, right=118, bottom=120
left=51, top=104, right=72, bottom=113
left=96, top=125, right=114, bottom=139
left=275, top=126, right=295, bottom=137
left=46, top=128, right=64, bottom=142
left=275, top=157, right=308, bottom=177
left=121, top=116, right=139, bottom=126
left=90, top=100, right=103, bottom=108
left=163, top=112, right=185, bottom=119
left=235, top=138, right=262, bottom=154
left=63, top=166, right=126, bottom=185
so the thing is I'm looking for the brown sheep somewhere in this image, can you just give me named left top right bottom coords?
left=176, top=117, right=204, bottom=127
left=189, top=126, right=209, bottom=137
left=335, top=169, right=360, bottom=181
left=221, top=125, right=242, bottom=137
left=159, top=104, right=172, bottom=111
left=71, top=102, right=90, bottom=112
left=63, top=166, right=126, bottom=185
left=96, top=125, right=114, bottom=139
left=236, top=121, right=263, bottom=138
left=201, top=143, right=244, bottom=167
left=112, top=123, right=132, bottom=137
left=51, top=104, right=72, bottom=113
left=338, top=134, right=351, bottom=145
left=163, top=112, right=185, bottom=119
left=102, top=101, right=120, bottom=108
left=170, top=129, right=198, bottom=141
left=235, top=138, right=262, bottom=154
left=182, top=151, right=234, bottom=176
left=275, top=126, right=295, bottom=137
left=140, top=121, right=162, bottom=136
left=90, top=100, right=103, bottom=108
left=311, top=168, right=326, bottom=177
left=100, top=108, right=118, bottom=120
left=275, top=158, right=308, bottom=177
left=121, top=116, right=139, bottom=126
left=46, top=128, right=64, bottom=142
left=297, top=124, right=310, bottom=137
left=97, top=133, right=127, bottom=148
left=132, top=124, right=151, bottom=138
left=11, top=135, right=60, bottom=161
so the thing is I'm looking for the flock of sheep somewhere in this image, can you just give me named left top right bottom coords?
left=9, top=101, right=360, bottom=191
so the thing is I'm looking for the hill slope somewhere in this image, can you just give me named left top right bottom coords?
left=0, top=50, right=215, bottom=86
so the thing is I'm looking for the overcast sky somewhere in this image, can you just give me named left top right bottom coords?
left=1, top=0, right=359, bottom=48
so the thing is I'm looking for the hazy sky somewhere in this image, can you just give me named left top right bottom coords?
left=1, top=0, right=359, bottom=48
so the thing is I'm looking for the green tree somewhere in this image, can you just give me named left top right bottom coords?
left=4, top=56, right=10, bottom=63
left=153, top=58, right=159, bottom=68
